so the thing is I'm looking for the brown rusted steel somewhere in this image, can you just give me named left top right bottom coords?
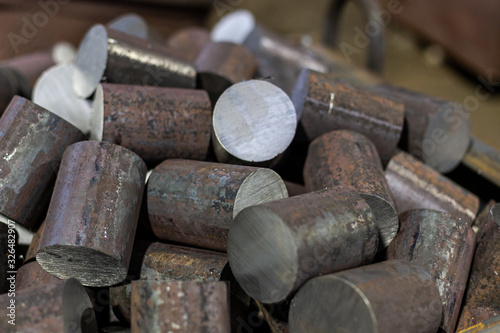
left=387, top=209, right=476, bottom=333
left=292, top=69, right=404, bottom=163
left=0, top=66, right=29, bottom=114
left=373, top=84, right=471, bottom=173
left=37, top=141, right=147, bottom=287
left=457, top=203, right=500, bottom=330
left=110, top=242, right=228, bottom=324
left=385, top=151, right=480, bottom=225
left=195, top=41, right=256, bottom=103
left=228, top=187, right=378, bottom=303
left=457, top=316, right=500, bottom=333
left=15, top=260, right=60, bottom=290
left=458, top=309, right=500, bottom=332
left=473, top=200, right=497, bottom=238
left=24, top=220, right=45, bottom=262
left=289, top=260, right=442, bottom=333
left=303, top=130, right=398, bottom=248
left=93, top=83, right=212, bottom=166
left=147, top=159, right=288, bottom=252
left=0, top=278, right=97, bottom=333
left=131, top=280, right=231, bottom=333
left=463, top=136, right=500, bottom=188
left=283, top=181, right=307, bottom=197
left=2, top=51, right=55, bottom=91
left=0, top=96, right=85, bottom=229
left=166, top=26, right=211, bottom=63
left=74, top=24, right=196, bottom=98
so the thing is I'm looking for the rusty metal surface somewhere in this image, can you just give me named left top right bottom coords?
left=111, top=242, right=228, bottom=324
left=473, top=201, right=497, bottom=239
left=0, top=96, right=85, bottom=229
left=37, top=141, right=147, bottom=287
left=289, top=260, right=442, bottom=333
left=293, top=69, right=404, bottom=163
left=228, top=187, right=378, bottom=303
left=148, top=159, right=287, bottom=252
left=24, top=220, right=44, bottom=262
left=2, top=51, right=54, bottom=91
left=385, top=151, right=480, bottom=225
left=463, top=136, right=500, bottom=188
left=304, top=130, right=398, bottom=248
left=98, top=83, right=212, bottom=166
left=387, top=209, right=476, bottom=333
left=458, top=203, right=500, bottom=329
left=131, top=280, right=231, bottom=333
left=166, top=26, right=211, bottom=63
left=16, top=260, right=60, bottom=291
left=458, top=308, right=500, bottom=332
left=373, top=83, right=471, bottom=173
left=195, top=41, right=256, bottom=103
left=457, top=316, right=500, bottom=333
left=0, top=278, right=97, bottom=333
left=106, top=28, right=196, bottom=88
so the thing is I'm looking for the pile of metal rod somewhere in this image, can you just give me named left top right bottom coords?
left=0, top=10, right=499, bottom=333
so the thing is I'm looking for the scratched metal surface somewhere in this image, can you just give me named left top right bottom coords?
left=387, top=209, right=476, bottom=333
left=0, top=96, right=85, bottom=229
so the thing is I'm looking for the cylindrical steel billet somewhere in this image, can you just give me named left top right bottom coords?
left=131, top=280, right=231, bottom=333
left=195, top=41, right=256, bottom=103
left=140, top=242, right=228, bottom=281
left=289, top=260, right=442, bottom=333
left=25, top=220, right=44, bottom=262
left=458, top=316, right=500, bottom=333
left=0, top=96, right=85, bottom=229
left=212, top=80, right=297, bottom=165
left=284, top=181, right=307, bottom=197
left=211, top=10, right=332, bottom=94
left=111, top=242, right=229, bottom=323
left=73, top=24, right=196, bottom=98
left=385, top=151, right=480, bottom=225
left=107, top=13, right=164, bottom=43
left=92, top=83, right=212, bottom=165
left=458, top=203, right=500, bottom=329
left=303, top=130, right=398, bottom=248
left=387, top=209, right=476, bottom=333
left=3, top=51, right=55, bottom=91
left=228, top=187, right=378, bottom=303
left=166, top=26, right=211, bottom=63
left=292, top=69, right=404, bottom=163
left=463, top=136, right=500, bottom=188
left=458, top=308, right=500, bottom=332
left=373, top=84, right=471, bottom=173
left=0, top=66, right=28, bottom=114
left=37, top=141, right=147, bottom=287
left=0, top=278, right=97, bottom=333
left=148, top=159, right=288, bottom=251
left=16, top=260, right=60, bottom=291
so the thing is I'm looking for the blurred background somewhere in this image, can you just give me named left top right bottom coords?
left=0, top=0, right=498, bottom=148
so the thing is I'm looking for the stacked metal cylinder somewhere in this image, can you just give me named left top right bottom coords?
left=0, top=10, right=498, bottom=333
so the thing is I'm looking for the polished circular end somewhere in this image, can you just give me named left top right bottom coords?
left=33, top=64, right=92, bottom=134
left=63, top=278, right=99, bottom=333
left=107, top=13, right=148, bottom=40
left=491, top=203, right=500, bottom=228
left=290, top=68, right=309, bottom=120
left=74, top=24, right=108, bottom=98
left=52, top=41, right=76, bottom=64
left=289, top=275, right=375, bottom=333
left=360, top=193, right=399, bottom=248
left=423, top=103, right=471, bottom=173
left=37, top=245, right=127, bottom=287
left=213, top=80, right=297, bottom=163
left=211, top=9, right=255, bottom=44
left=228, top=206, right=297, bottom=303
left=233, top=168, right=288, bottom=218
left=90, top=84, right=104, bottom=141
